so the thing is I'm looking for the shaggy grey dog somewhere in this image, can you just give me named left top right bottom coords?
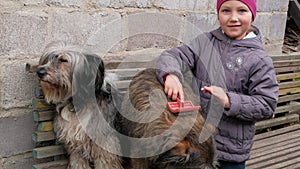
left=36, top=42, right=123, bottom=169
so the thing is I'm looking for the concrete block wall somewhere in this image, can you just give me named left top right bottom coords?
left=0, top=0, right=290, bottom=168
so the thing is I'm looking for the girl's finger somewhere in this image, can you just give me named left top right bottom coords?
left=179, top=89, right=184, bottom=101
left=201, top=86, right=212, bottom=94
left=167, top=89, right=173, bottom=99
left=164, top=86, right=169, bottom=94
left=172, top=91, right=178, bottom=101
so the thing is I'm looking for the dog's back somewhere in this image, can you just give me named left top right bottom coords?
left=119, top=68, right=218, bottom=169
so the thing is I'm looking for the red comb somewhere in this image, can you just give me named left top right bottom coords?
left=167, top=98, right=201, bottom=113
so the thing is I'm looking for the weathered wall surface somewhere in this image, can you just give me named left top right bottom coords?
left=0, top=0, right=290, bottom=168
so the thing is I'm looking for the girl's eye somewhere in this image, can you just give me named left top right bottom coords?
left=239, top=9, right=247, bottom=13
left=222, top=9, right=230, bottom=13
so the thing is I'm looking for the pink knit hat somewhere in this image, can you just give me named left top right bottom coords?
left=216, top=0, right=257, bottom=20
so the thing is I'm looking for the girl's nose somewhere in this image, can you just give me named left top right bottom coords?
left=230, top=12, right=239, bottom=22
left=231, top=17, right=239, bottom=22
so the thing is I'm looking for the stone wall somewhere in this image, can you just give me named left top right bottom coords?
left=0, top=0, right=290, bottom=168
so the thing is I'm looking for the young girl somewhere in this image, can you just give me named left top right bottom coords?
left=156, top=0, right=279, bottom=168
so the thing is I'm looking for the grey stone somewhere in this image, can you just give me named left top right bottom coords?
left=253, top=13, right=271, bottom=41
left=264, top=42, right=284, bottom=55
left=122, top=0, right=152, bottom=8
left=154, top=0, right=180, bottom=10
left=0, top=12, right=48, bottom=56
left=0, top=112, right=35, bottom=157
left=184, top=13, right=219, bottom=43
left=127, top=34, right=179, bottom=50
left=0, top=59, right=37, bottom=109
left=257, top=0, right=289, bottom=12
left=52, top=10, right=122, bottom=52
left=20, top=0, right=89, bottom=8
left=269, top=13, right=288, bottom=40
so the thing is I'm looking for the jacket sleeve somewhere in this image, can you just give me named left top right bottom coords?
left=224, top=56, right=279, bottom=122
left=156, top=36, right=202, bottom=84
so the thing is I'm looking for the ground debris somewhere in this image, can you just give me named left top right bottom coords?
left=283, top=16, right=300, bottom=54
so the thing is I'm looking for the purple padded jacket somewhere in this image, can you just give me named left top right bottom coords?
left=156, top=26, right=278, bottom=162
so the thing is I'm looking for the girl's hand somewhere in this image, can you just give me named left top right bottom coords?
left=164, top=74, right=184, bottom=101
left=201, top=86, right=230, bottom=108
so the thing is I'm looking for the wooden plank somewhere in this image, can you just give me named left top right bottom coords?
left=107, top=68, right=145, bottom=80
left=279, top=86, right=300, bottom=96
left=283, top=162, right=300, bottom=169
left=255, top=114, right=299, bottom=130
left=247, top=139, right=300, bottom=165
left=278, top=93, right=300, bottom=103
left=274, top=102, right=300, bottom=114
left=32, top=159, right=67, bottom=169
left=252, top=129, right=300, bottom=150
left=271, top=53, right=300, bottom=61
left=251, top=137, right=300, bottom=160
left=278, top=80, right=300, bottom=89
left=103, top=52, right=159, bottom=69
left=250, top=135, right=300, bottom=158
left=34, top=87, right=44, bottom=98
left=276, top=72, right=300, bottom=81
left=33, top=110, right=55, bottom=122
left=273, top=59, right=300, bottom=67
left=275, top=65, right=300, bottom=73
left=114, top=80, right=131, bottom=90
left=263, top=156, right=300, bottom=169
left=247, top=148, right=300, bottom=169
left=253, top=124, right=300, bottom=141
left=32, top=145, right=66, bottom=159
left=32, top=131, right=56, bottom=142
left=32, top=98, right=55, bottom=110
left=53, top=155, right=67, bottom=161
left=248, top=131, right=300, bottom=168
left=105, top=59, right=156, bottom=69
left=38, top=121, right=53, bottom=132
left=108, top=68, right=145, bottom=73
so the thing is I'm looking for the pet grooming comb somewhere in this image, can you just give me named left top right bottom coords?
left=167, top=98, right=201, bottom=113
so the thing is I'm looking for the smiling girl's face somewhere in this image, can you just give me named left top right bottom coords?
left=218, top=0, right=253, bottom=40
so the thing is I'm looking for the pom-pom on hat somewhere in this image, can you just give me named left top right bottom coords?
left=216, top=0, right=257, bottom=20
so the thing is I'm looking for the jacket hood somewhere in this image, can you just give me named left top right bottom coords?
left=211, top=26, right=264, bottom=50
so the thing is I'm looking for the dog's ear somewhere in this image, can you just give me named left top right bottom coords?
left=72, top=53, right=105, bottom=110
left=84, top=53, right=105, bottom=93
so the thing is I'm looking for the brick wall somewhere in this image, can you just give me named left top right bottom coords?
left=0, top=0, right=290, bottom=168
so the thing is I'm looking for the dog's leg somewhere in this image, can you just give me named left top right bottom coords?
left=68, top=152, right=91, bottom=169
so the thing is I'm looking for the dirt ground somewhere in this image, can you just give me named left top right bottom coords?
left=283, top=15, right=300, bottom=54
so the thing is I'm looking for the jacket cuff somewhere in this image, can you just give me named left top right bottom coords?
left=224, top=92, right=241, bottom=117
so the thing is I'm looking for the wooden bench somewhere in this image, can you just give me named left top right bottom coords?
left=28, top=53, right=300, bottom=169
left=246, top=124, right=300, bottom=169
left=246, top=53, right=300, bottom=168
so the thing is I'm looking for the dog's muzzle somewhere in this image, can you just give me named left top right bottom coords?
left=37, top=67, right=47, bottom=79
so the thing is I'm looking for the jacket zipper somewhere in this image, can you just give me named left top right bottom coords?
left=223, top=40, right=231, bottom=56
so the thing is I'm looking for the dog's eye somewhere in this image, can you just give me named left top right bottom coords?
left=59, top=58, right=68, bottom=62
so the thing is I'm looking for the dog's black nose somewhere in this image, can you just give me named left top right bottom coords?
left=37, top=67, right=47, bottom=79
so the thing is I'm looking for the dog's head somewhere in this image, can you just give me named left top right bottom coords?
left=36, top=41, right=105, bottom=104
